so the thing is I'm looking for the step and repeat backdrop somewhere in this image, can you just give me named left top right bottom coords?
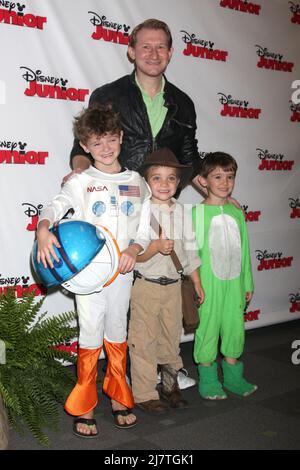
left=1, top=0, right=300, bottom=346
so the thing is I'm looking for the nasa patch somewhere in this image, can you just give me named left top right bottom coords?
left=121, top=201, right=134, bottom=216
left=92, top=201, right=106, bottom=217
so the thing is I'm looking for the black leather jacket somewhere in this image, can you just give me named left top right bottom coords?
left=70, top=72, right=201, bottom=179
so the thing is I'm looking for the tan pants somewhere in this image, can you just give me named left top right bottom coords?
left=128, top=277, right=183, bottom=403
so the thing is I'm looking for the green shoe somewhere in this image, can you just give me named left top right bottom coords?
left=198, top=363, right=227, bottom=400
left=222, top=360, right=258, bottom=397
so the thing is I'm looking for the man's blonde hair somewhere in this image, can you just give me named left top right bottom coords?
left=129, top=19, right=173, bottom=49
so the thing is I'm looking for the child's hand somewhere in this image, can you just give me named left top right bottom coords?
left=189, top=270, right=205, bottom=305
left=118, top=244, right=141, bottom=274
left=245, top=291, right=253, bottom=303
left=194, top=283, right=205, bottom=305
left=37, top=226, right=61, bottom=269
left=156, top=238, right=174, bottom=256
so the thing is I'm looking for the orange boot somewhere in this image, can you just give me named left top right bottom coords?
left=103, top=340, right=134, bottom=409
left=64, top=347, right=102, bottom=416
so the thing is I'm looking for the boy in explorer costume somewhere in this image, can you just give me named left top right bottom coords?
left=129, top=148, right=204, bottom=414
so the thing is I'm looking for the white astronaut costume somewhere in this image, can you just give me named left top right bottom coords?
left=39, top=166, right=151, bottom=415
left=39, top=166, right=151, bottom=348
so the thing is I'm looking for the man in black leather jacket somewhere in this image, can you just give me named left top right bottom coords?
left=66, top=18, right=202, bottom=188
left=65, top=20, right=202, bottom=424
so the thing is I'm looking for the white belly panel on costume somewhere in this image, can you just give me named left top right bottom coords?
left=208, top=214, right=241, bottom=280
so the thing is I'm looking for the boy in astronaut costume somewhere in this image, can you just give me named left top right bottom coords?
left=192, top=152, right=257, bottom=400
left=36, top=104, right=151, bottom=437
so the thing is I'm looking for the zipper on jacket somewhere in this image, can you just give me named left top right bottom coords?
left=172, top=118, right=194, bottom=129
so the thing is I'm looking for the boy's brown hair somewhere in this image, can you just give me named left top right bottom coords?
left=200, top=152, right=238, bottom=178
left=73, top=103, right=122, bottom=145
left=128, top=18, right=173, bottom=49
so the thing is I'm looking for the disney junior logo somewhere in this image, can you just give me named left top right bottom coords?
left=22, top=202, right=43, bottom=231
left=255, top=45, right=294, bottom=72
left=54, top=340, right=78, bottom=355
left=257, top=148, right=294, bottom=171
left=289, top=198, right=300, bottom=219
left=289, top=293, right=300, bottom=313
left=20, top=66, right=89, bottom=102
left=88, top=11, right=131, bottom=45
left=220, top=0, right=261, bottom=15
left=255, top=249, right=293, bottom=271
left=290, top=100, right=300, bottom=122
left=289, top=2, right=300, bottom=24
left=218, top=92, right=261, bottom=119
left=242, top=205, right=261, bottom=222
left=0, top=2, right=47, bottom=29
left=0, top=140, right=48, bottom=165
left=181, top=30, right=228, bottom=62
left=244, top=307, right=261, bottom=322
left=0, top=274, right=46, bottom=298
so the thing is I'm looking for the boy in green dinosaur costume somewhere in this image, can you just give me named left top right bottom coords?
left=192, top=152, right=257, bottom=400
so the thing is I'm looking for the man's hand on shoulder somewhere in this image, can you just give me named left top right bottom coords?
left=62, top=155, right=91, bottom=186
left=62, top=168, right=85, bottom=186
left=191, top=175, right=207, bottom=198
left=228, top=196, right=242, bottom=210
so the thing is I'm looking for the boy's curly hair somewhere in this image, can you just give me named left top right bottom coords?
left=200, top=152, right=238, bottom=178
left=73, top=103, right=122, bottom=144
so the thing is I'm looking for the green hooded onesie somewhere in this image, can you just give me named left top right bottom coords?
left=192, top=203, right=254, bottom=364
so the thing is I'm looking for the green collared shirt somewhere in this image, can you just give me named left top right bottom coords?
left=135, top=75, right=168, bottom=138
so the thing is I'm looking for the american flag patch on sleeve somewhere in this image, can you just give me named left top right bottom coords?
left=118, top=185, right=141, bottom=197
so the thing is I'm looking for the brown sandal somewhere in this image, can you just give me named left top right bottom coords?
left=112, top=409, right=137, bottom=429
left=73, top=417, right=99, bottom=438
